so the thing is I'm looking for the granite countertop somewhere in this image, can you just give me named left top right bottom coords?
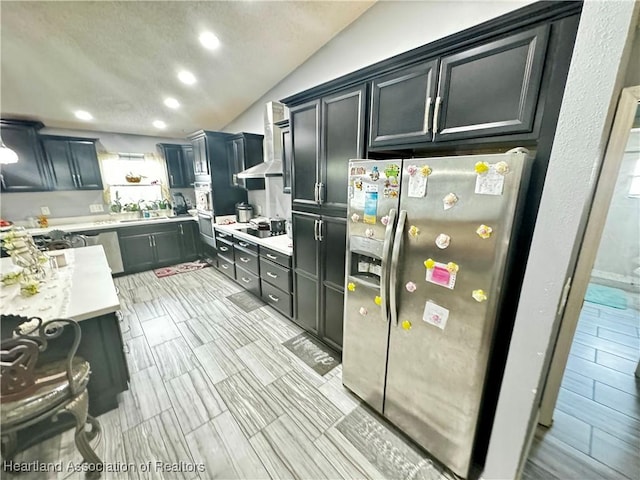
left=214, top=222, right=293, bottom=256
left=25, top=215, right=197, bottom=236
left=1, top=245, right=120, bottom=322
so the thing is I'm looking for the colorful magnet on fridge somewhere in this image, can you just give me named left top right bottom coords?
left=389, top=190, right=398, bottom=198
left=446, top=262, right=459, bottom=274
left=381, top=215, right=390, bottom=226
left=382, top=188, right=390, bottom=198
left=355, top=180, right=363, bottom=190
left=443, top=193, right=458, bottom=210
left=347, top=282, right=356, bottom=292
left=374, top=296, right=382, bottom=306
left=475, top=161, right=490, bottom=175
left=370, top=166, right=380, bottom=181
left=365, top=228, right=375, bottom=238
left=424, top=258, right=435, bottom=269
left=407, top=165, right=418, bottom=176
left=359, top=307, right=368, bottom=316
left=384, top=164, right=400, bottom=180
left=401, top=320, right=412, bottom=330
left=435, top=233, right=451, bottom=249
left=408, top=225, right=420, bottom=238
left=405, top=282, right=417, bottom=293
left=420, top=165, right=432, bottom=177
left=472, top=289, right=488, bottom=302
left=476, top=224, right=493, bottom=239
left=495, top=161, right=510, bottom=175
left=350, top=213, right=360, bottom=223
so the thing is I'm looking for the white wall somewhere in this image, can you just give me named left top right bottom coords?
left=483, top=1, right=639, bottom=478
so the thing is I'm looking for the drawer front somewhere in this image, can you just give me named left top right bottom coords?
left=216, top=255, right=236, bottom=280
left=259, top=257, right=292, bottom=293
left=261, top=281, right=293, bottom=318
left=234, top=246, right=259, bottom=275
left=236, top=266, right=261, bottom=298
left=260, top=247, right=291, bottom=268
left=233, top=236, right=259, bottom=254
left=215, top=229, right=234, bottom=242
left=216, top=237, right=234, bottom=262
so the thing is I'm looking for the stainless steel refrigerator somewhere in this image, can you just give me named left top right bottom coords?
left=342, top=149, right=532, bottom=478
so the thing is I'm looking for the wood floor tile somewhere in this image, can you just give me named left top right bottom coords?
left=123, top=409, right=193, bottom=480
left=165, top=367, right=227, bottom=434
left=545, top=409, right=592, bottom=454
left=132, top=299, right=166, bottom=322
left=573, top=330, right=639, bottom=360
left=566, top=354, right=637, bottom=395
left=119, top=366, right=172, bottom=431
left=178, top=317, right=219, bottom=348
left=141, top=315, right=181, bottom=347
left=216, top=370, right=284, bottom=437
left=236, top=339, right=293, bottom=386
left=590, top=427, right=640, bottom=479
left=569, top=340, right=596, bottom=361
left=321, top=427, right=387, bottom=479
left=580, top=315, right=639, bottom=337
left=561, top=367, right=595, bottom=399
left=151, top=337, right=198, bottom=381
left=597, top=326, right=640, bottom=349
left=318, top=375, right=361, bottom=415
left=596, top=350, right=639, bottom=375
left=249, top=432, right=296, bottom=480
left=193, top=339, right=242, bottom=384
left=125, top=336, right=155, bottom=374
left=260, top=414, right=342, bottom=479
left=159, top=298, right=196, bottom=323
left=594, top=381, right=640, bottom=420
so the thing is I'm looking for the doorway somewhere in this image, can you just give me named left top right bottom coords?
left=523, top=87, right=640, bottom=479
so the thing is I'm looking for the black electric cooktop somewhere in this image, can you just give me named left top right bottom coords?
left=237, top=228, right=285, bottom=238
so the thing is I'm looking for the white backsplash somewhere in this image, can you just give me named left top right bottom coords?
left=247, top=178, right=291, bottom=219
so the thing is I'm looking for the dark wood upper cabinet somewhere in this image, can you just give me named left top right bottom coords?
left=226, top=133, right=264, bottom=191
left=191, top=135, right=209, bottom=176
left=290, top=100, right=320, bottom=208
left=275, top=119, right=292, bottom=194
left=159, top=143, right=194, bottom=188
left=0, top=120, right=49, bottom=192
left=369, top=60, right=438, bottom=148
left=434, top=24, right=550, bottom=142
left=41, top=135, right=102, bottom=190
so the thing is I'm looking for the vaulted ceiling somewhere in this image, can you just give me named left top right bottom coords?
left=1, top=1, right=374, bottom=137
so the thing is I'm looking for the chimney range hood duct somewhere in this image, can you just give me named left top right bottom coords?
left=237, top=101, right=285, bottom=179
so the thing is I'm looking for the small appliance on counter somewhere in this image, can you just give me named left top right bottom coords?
left=269, top=217, right=286, bottom=234
left=249, top=217, right=270, bottom=230
left=172, top=193, right=188, bottom=215
left=235, top=202, right=254, bottom=223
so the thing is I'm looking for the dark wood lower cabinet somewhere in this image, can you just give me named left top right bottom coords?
left=119, top=233, right=156, bottom=272
left=153, top=230, right=182, bottom=265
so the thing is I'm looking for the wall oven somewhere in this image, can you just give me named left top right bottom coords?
left=194, top=182, right=213, bottom=213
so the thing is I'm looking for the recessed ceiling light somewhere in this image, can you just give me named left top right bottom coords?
left=74, top=110, right=93, bottom=121
left=199, top=31, right=220, bottom=50
left=153, top=120, right=167, bottom=129
left=164, top=97, right=180, bottom=109
left=178, top=70, right=196, bottom=85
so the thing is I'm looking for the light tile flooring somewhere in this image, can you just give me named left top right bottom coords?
left=9, top=266, right=454, bottom=480
left=524, top=300, right=640, bottom=479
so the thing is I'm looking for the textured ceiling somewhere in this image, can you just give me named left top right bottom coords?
left=0, top=1, right=374, bottom=137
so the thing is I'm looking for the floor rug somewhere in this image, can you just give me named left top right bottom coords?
left=154, top=260, right=210, bottom=278
left=282, top=332, right=340, bottom=376
left=585, top=283, right=628, bottom=309
left=226, top=291, right=265, bottom=312
left=335, top=407, right=454, bottom=480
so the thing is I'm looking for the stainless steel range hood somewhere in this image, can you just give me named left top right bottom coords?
left=237, top=101, right=285, bottom=179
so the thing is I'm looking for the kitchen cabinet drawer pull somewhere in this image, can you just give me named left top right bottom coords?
left=218, top=232, right=228, bottom=238
left=239, top=257, right=250, bottom=263
left=238, top=241, right=250, bottom=247
left=266, top=253, right=278, bottom=260
left=268, top=294, right=280, bottom=303
left=179, top=224, right=184, bottom=235
left=219, top=246, right=229, bottom=252
left=148, top=236, right=153, bottom=248
left=221, top=264, right=229, bottom=270
left=423, top=96, right=432, bottom=133
left=116, top=311, right=124, bottom=321
left=267, top=271, right=278, bottom=279
left=241, top=277, right=251, bottom=283
left=433, top=96, right=442, bottom=134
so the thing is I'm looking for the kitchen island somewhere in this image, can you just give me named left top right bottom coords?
left=1, top=245, right=129, bottom=418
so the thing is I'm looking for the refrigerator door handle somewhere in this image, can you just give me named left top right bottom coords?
left=389, top=209, right=407, bottom=326
left=380, top=208, right=397, bottom=323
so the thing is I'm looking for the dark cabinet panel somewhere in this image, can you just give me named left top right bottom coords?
left=226, top=133, right=264, bottom=190
left=292, top=272, right=317, bottom=332
left=179, top=221, right=199, bottom=261
left=276, top=119, right=292, bottom=194
left=320, top=85, right=367, bottom=212
left=119, top=234, right=157, bottom=272
left=69, top=141, right=102, bottom=189
left=153, top=230, right=182, bottom=265
left=434, top=25, right=549, bottom=141
left=260, top=257, right=291, bottom=293
left=42, top=138, right=75, bottom=190
left=183, top=146, right=195, bottom=186
left=293, top=212, right=319, bottom=277
left=321, top=216, right=347, bottom=288
left=234, top=245, right=259, bottom=276
left=291, top=101, right=320, bottom=208
left=216, top=237, right=234, bottom=263
left=323, top=285, right=345, bottom=350
left=191, top=135, right=208, bottom=176
left=160, top=143, right=195, bottom=188
left=0, top=121, right=48, bottom=192
left=41, top=136, right=102, bottom=190
left=236, top=266, right=261, bottom=298
left=216, top=255, right=236, bottom=280
left=261, top=247, right=291, bottom=269
left=369, top=61, right=438, bottom=148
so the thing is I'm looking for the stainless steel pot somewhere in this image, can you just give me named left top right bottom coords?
left=235, top=202, right=254, bottom=223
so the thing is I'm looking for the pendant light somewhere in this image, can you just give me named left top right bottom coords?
left=0, top=138, right=18, bottom=164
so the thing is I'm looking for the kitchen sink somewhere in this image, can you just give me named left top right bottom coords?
left=119, top=216, right=169, bottom=223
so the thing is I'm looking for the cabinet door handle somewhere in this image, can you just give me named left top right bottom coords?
left=313, top=219, right=319, bottom=241
left=170, top=174, right=174, bottom=185
left=0, top=174, right=6, bottom=190
left=266, top=253, right=277, bottom=260
left=240, top=257, right=250, bottom=263
left=318, top=220, right=324, bottom=242
left=238, top=241, right=249, bottom=247
left=433, top=96, right=442, bottom=135
left=221, top=264, right=229, bottom=270
left=314, top=182, right=319, bottom=203
left=267, top=271, right=278, bottom=279
left=268, top=294, right=280, bottom=303
left=241, top=277, right=251, bottom=283
left=219, top=246, right=228, bottom=252
left=148, top=236, right=153, bottom=248
left=424, top=96, right=432, bottom=133
left=179, top=224, right=184, bottom=235
left=123, top=344, right=130, bottom=354
left=318, top=183, right=324, bottom=204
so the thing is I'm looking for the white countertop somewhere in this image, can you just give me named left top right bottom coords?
left=1, top=245, right=120, bottom=322
left=214, top=223, right=293, bottom=256
left=25, top=215, right=197, bottom=236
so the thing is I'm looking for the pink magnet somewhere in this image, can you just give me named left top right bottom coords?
left=381, top=215, right=390, bottom=226
left=405, top=282, right=417, bottom=293
left=431, top=266, right=451, bottom=285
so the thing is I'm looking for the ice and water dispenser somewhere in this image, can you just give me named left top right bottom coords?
left=348, top=235, right=385, bottom=286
